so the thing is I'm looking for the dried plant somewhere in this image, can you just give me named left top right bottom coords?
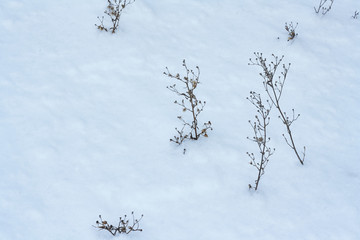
left=314, top=0, right=334, bottom=15
left=95, top=0, right=135, bottom=34
left=94, top=212, right=143, bottom=236
left=285, top=22, right=298, bottom=41
left=164, top=60, right=212, bottom=145
left=247, top=91, right=275, bottom=191
left=352, top=10, right=359, bottom=19
left=249, top=53, right=306, bottom=165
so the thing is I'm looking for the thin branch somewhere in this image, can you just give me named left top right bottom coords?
left=314, top=0, right=334, bottom=15
left=352, top=10, right=359, bottom=19
left=165, top=60, right=212, bottom=145
left=94, top=212, right=143, bottom=236
left=95, top=0, right=135, bottom=33
left=247, top=92, right=274, bottom=190
left=285, top=22, right=298, bottom=41
left=249, top=53, right=305, bottom=165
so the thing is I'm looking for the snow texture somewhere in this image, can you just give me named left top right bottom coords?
left=0, top=0, right=359, bottom=239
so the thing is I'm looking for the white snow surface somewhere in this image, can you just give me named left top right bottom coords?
left=1, top=0, right=360, bottom=239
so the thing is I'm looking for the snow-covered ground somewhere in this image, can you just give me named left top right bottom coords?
left=1, top=0, right=360, bottom=239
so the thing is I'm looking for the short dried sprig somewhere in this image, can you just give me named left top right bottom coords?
left=352, top=10, right=359, bottom=19
left=94, top=212, right=143, bottom=236
left=314, top=0, right=334, bottom=15
left=96, top=16, right=108, bottom=32
left=95, top=0, right=135, bottom=34
left=165, top=60, right=213, bottom=145
left=285, top=22, right=298, bottom=41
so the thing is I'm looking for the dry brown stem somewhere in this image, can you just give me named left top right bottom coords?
left=165, top=60, right=212, bottom=145
left=314, top=0, right=334, bottom=15
left=95, top=0, right=135, bottom=34
left=247, top=91, right=274, bottom=190
left=285, top=22, right=298, bottom=41
left=94, top=212, right=143, bottom=236
left=249, top=53, right=305, bottom=165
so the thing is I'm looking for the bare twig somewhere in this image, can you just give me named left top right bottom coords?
left=165, top=60, right=212, bottom=145
left=247, top=91, right=274, bottom=190
left=249, top=53, right=306, bottom=165
left=352, top=10, right=359, bottom=19
left=94, top=212, right=143, bottom=236
left=285, top=22, right=298, bottom=41
left=95, top=0, right=135, bottom=33
left=314, top=0, right=334, bottom=15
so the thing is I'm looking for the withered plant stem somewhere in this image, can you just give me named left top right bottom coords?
left=249, top=53, right=305, bottom=165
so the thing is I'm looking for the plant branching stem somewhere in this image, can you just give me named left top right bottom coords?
left=247, top=92, right=274, bottom=190
left=249, top=53, right=305, bottom=165
left=165, top=60, right=212, bottom=145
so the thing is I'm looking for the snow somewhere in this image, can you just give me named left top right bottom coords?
left=0, top=0, right=360, bottom=239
